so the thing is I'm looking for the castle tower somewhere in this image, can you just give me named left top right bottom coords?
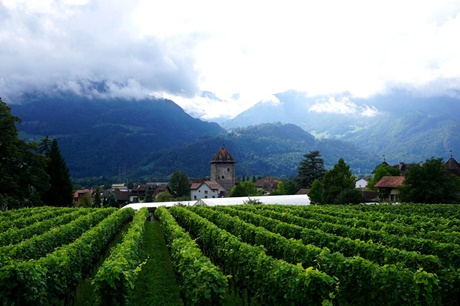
left=210, top=146, right=236, bottom=193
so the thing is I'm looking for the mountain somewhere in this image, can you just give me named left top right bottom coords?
left=9, top=92, right=225, bottom=178
left=223, top=90, right=460, bottom=164
left=132, top=123, right=380, bottom=179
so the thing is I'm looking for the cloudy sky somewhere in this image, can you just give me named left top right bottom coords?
left=1, top=0, right=460, bottom=120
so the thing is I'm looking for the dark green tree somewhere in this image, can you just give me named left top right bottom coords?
left=270, top=181, right=286, bottom=195
left=295, top=150, right=326, bottom=189
left=41, top=138, right=73, bottom=207
left=38, top=135, right=52, bottom=155
left=322, top=158, right=355, bottom=204
left=93, top=186, right=102, bottom=207
left=169, top=170, right=190, bottom=198
left=367, top=163, right=400, bottom=189
left=228, top=181, right=261, bottom=197
left=144, top=185, right=154, bottom=202
left=335, top=188, right=365, bottom=204
left=107, top=192, right=119, bottom=208
left=0, top=98, right=49, bottom=210
left=399, top=157, right=458, bottom=203
left=283, top=180, right=300, bottom=195
left=308, top=179, right=323, bottom=204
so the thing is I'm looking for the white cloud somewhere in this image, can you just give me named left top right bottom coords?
left=1, top=0, right=460, bottom=119
left=308, top=97, right=379, bottom=117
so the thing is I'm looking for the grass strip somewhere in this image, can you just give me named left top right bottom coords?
left=133, top=220, right=183, bottom=306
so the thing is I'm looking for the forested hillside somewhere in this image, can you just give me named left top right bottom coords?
left=9, top=92, right=225, bottom=178
left=224, top=90, right=460, bottom=164
left=133, top=123, right=380, bottom=180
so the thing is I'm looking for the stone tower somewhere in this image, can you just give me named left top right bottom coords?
left=210, top=146, right=236, bottom=193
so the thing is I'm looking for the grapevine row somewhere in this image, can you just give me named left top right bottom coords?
left=0, top=208, right=116, bottom=261
left=310, top=205, right=460, bottom=230
left=169, top=206, right=337, bottom=306
left=155, top=206, right=229, bottom=305
left=331, top=204, right=460, bottom=219
left=250, top=205, right=460, bottom=243
left=93, top=208, right=149, bottom=305
left=0, top=208, right=91, bottom=247
left=238, top=205, right=460, bottom=268
left=0, top=206, right=57, bottom=222
left=215, top=206, right=442, bottom=273
left=0, top=208, right=135, bottom=305
left=190, top=206, right=440, bottom=305
left=0, top=206, right=75, bottom=232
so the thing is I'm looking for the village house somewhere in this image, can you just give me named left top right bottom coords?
left=73, top=189, right=93, bottom=205
left=355, top=178, right=368, bottom=189
left=255, top=176, right=281, bottom=194
left=190, top=180, right=225, bottom=200
left=374, top=176, right=405, bottom=202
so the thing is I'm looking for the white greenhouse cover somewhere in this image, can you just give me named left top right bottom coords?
left=122, top=194, right=310, bottom=210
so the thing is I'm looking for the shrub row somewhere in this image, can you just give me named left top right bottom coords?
left=0, top=206, right=57, bottom=221
left=0, top=206, right=75, bottom=231
left=170, top=206, right=339, bottom=306
left=0, top=208, right=134, bottom=305
left=291, top=205, right=460, bottom=242
left=0, top=208, right=91, bottom=247
left=0, top=208, right=115, bottom=261
left=93, top=207, right=149, bottom=305
left=217, top=206, right=442, bottom=273
left=192, top=206, right=440, bottom=305
left=155, top=206, right=229, bottom=305
left=311, top=205, right=460, bottom=230
left=242, top=205, right=460, bottom=268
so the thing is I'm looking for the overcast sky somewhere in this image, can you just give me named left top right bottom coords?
left=1, top=0, right=460, bottom=120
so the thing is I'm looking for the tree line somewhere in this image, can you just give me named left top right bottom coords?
left=0, top=98, right=73, bottom=210
left=296, top=150, right=460, bottom=204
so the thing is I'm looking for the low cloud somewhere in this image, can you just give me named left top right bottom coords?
left=0, top=0, right=200, bottom=102
left=308, top=97, right=379, bottom=117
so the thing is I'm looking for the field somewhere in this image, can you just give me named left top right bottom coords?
left=1, top=204, right=460, bottom=305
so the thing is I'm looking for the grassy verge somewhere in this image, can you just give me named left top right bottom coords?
left=133, top=220, right=183, bottom=306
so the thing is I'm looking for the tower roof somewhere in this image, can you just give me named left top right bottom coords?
left=210, top=146, right=235, bottom=163
left=445, top=156, right=460, bottom=176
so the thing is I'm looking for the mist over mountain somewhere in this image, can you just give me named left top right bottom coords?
left=8, top=88, right=458, bottom=180
left=9, top=92, right=225, bottom=178
left=223, top=90, right=460, bottom=164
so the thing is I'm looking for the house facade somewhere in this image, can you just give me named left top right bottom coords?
left=374, top=176, right=405, bottom=201
left=355, top=178, right=368, bottom=189
left=255, top=176, right=281, bottom=194
left=190, top=181, right=225, bottom=200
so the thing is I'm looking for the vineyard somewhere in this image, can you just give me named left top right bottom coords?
left=1, top=204, right=460, bottom=305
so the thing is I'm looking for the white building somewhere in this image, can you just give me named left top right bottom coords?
left=190, top=180, right=225, bottom=200
left=355, top=178, right=368, bottom=189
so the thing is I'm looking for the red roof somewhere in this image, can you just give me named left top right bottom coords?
left=210, top=146, right=235, bottom=163
left=73, top=189, right=92, bottom=198
left=374, top=176, right=405, bottom=188
left=190, top=180, right=224, bottom=191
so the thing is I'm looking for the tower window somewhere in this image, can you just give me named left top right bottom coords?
left=222, top=176, right=225, bottom=179
left=227, top=168, right=230, bottom=171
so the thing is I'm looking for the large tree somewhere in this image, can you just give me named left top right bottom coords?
left=169, top=170, right=190, bottom=198
left=228, top=181, right=261, bottom=197
left=41, top=138, right=73, bottom=206
left=295, top=150, right=326, bottom=189
left=0, top=98, right=50, bottom=210
left=367, top=163, right=400, bottom=189
left=321, top=158, right=355, bottom=204
left=399, top=157, right=458, bottom=203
